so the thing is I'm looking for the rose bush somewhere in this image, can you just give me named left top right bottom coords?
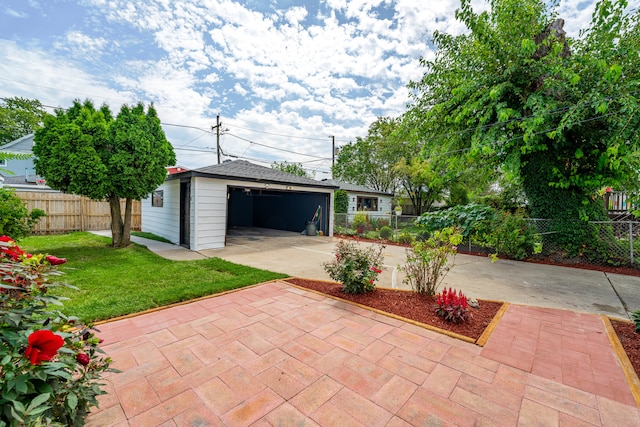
left=0, top=235, right=115, bottom=427
left=323, top=240, right=385, bottom=294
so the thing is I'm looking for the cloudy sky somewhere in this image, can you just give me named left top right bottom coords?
left=0, top=0, right=627, bottom=178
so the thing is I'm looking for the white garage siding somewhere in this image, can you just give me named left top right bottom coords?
left=190, top=177, right=227, bottom=250
left=141, top=180, right=180, bottom=244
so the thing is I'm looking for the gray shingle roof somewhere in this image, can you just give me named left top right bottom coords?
left=321, top=179, right=393, bottom=196
left=175, top=160, right=338, bottom=188
left=0, top=134, right=35, bottom=154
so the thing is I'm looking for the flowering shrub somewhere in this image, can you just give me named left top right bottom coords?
left=401, top=227, right=463, bottom=296
left=323, top=240, right=384, bottom=294
left=435, top=288, right=471, bottom=323
left=0, top=236, right=115, bottom=427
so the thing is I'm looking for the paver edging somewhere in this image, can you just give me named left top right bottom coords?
left=93, top=279, right=284, bottom=326
left=475, top=302, right=510, bottom=347
left=601, top=315, right=640, bottom=408
left=284, top=278, right=506, bottom=346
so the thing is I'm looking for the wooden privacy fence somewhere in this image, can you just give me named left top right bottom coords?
left=16, top=192, right=141, bottom=235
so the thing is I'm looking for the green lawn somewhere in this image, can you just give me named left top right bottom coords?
left=19, top=232, right=288, bottom=323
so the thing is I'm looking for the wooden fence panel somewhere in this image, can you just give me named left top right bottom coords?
left=15, top=192, right=141, bottom=234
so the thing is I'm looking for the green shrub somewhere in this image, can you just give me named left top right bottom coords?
left=483, top=210, right=540, bottom=260
left=323, top=240, right=384, bottom=294
left=397, top=232, right=413, bottom=244
left=416, top=204, right=495, bottom=239
left=379, top=226, right=393, bottom=239
left=402, top=227, right=463, bottom=295
left=352, top=212, right=368, bottom=231
left=0, top=188, right=46, bottom=239
left=334, top=190, right=349, bottom=214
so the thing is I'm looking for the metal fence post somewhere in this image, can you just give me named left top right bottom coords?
left=630, top=221, right=634, bottom=264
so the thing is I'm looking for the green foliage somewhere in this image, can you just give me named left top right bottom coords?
left=406, top=0, right=640, bottom=254
left=333, top=116, right=401, bottom=194
left=323, top=240, right=384, bottom=294
left=0, top=188, right=46, bottom=239
left=33, top=99, right=176, bottom=248
left=271, top=161, right=312, bottom=178
left=0, top=97, right=48, bottom=145
left=0, top=236, right=115, bottom=426
left=19, top=233, right=287, bottom=322
left=402, top=227, right=463, bottom=295
left=482, top=210, right=540, bottom=260
left=416, top=204, right=495, bottom=239
left=436, top=288, right=471, bottom=323
left=631, top=311, right=640, bottom=333
left=334, top=190, right=349, bottom=214
left=352, top=212, right=368, bottom=228
left=397, top=231, right=414, bottom=245
left=379, top=226, right=393, bottom=239
left=447, top=183, right=469, bottom=207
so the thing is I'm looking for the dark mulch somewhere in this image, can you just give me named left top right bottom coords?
left=285, top=278, right=502, bottom=341
left=611, top=320, right=640, bottom=378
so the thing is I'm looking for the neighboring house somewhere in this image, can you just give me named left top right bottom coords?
left=321, top=179, right=393, bottom=214
left=0, top=134, right=51, bottom=191
left=142, top=160, right=338, bottom=250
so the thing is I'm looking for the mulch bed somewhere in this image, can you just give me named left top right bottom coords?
left=611, top=320, right=640, bottom=378
left=285, top=278, right=502, bottom=341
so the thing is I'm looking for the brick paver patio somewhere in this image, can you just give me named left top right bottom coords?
left=86, top=281, right=640, bottom=426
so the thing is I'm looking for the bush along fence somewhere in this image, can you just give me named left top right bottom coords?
left=333, top=211, right=640, bottom=268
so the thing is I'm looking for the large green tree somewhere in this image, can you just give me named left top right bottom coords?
left=33, top=100, right=176, bottom=248
left=271, top=161, right=313, bottom=178
left=0, top=97, right=48, bottom=145
left=407, top=0, right=640, bottom=256
left=333, top=116, right=402, bottom=194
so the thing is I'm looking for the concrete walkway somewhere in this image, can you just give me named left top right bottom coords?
left=85, top=281, right=639, bottom=426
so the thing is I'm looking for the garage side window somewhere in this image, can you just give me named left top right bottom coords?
left=356, top=196, right=378, bottom=211
left=152, top=190, right=164, bottom=207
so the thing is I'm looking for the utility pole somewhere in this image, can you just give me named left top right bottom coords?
left=212, top=114, right=222, bottom=164
left=330, top=135, right=335, bottom=178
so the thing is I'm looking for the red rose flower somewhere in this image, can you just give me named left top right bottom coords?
left=46, top=255, right=67, bottom=265
left=24, top=330, right=64, bottom=365
left=76, top=353, right=91, bottom=366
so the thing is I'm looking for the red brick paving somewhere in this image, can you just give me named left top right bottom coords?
left=86, top=281, right=639, bottom=426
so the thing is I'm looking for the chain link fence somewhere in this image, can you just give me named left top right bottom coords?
left=333, top=212, right=640, bottom=268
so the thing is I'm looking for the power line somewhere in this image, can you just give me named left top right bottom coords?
left=225, top=132, right=331, bottom=160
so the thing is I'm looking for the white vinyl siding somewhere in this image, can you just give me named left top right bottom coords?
left=141, top=180, right=180, bottom=244
left=191, top=177, right=227, bottom=250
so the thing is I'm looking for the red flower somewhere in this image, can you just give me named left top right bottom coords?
left=24, top=330, right=64, bottom=365
left=46, top=255, right=67, bottom=265
left=76, top=353, right=91, bottom=366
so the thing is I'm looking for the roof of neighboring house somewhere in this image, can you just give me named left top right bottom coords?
left=169, top=160, right=339, bottom=189
left=1, top=175, right=54, bottom=191
left=0, top=134, right=35, bottom=154
left=321, top=179, right=393, bottom=196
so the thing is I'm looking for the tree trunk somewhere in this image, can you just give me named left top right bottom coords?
left=121, top=198, right=133, bottom=247
left=108, top=195, right=126, bottom=248
left=520, top=152, right=610, bottom=259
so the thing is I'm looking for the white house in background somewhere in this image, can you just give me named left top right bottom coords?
left=142, top=160, right=338, bottom=251
left=321, top=179, right=394, bottom=214
left=0, top=134, right=53, bottom=191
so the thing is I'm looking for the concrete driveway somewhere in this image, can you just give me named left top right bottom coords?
left=196, top=229, right=640, bottom=320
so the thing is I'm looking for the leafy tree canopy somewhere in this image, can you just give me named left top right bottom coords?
left=333, top=116, right=402, bottom=194
left=33, top=99, right=175, bottom=247
left=0, top=97, right=48, bottom=145
left=271, top=161, right=313, bottom=178
left=405, top=0, right=640, bottom=254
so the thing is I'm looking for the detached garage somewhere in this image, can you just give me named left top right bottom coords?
left=141, top=160, right=337, bottom=250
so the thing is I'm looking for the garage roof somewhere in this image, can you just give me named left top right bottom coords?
left=321, top=179, right=393, bottom=196
left=169, top=160, right=339, bottom=189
